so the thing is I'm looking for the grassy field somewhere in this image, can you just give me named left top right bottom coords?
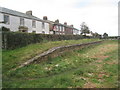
left=2, top=39, right=100, bottom=73
left=2, top=39, right=118, bottom=88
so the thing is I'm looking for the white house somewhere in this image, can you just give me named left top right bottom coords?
left=0, top=7, right=49, bottom=34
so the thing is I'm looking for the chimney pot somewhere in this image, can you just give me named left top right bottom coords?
left=55, top=19, right=59, bottom=23
left=43, top=16, right=48, bottom=20
left=64, top=22, right=67, bottom=25
left=26, top=11, right=32, bottom=15
left=70, top=25, right=73, bottom=27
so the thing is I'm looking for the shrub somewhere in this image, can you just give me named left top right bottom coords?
left=18, top=26, right=28, bottom=32
left=2, top=30, right=91, bottom=49
left=1, top=26, right=10, bottom=32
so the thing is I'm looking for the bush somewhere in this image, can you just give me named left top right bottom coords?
left=2, top=30, right=91, bottom=49
left=18, top=26, right=28, bottom=32
left=1, top=27, right=10, bottom=32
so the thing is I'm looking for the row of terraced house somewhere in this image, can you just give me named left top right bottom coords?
left=0, top=7, right=80, bottom=35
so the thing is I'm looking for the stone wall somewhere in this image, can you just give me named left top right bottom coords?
left=13, top=41, right=103, bottom=70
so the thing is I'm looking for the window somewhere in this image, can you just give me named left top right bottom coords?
left=61, top=26, right=63, bottom=31
left=63, top=27, right=64, bottom=31
left=20, top=18, right=24, bottom=26
left=53, top=26, right=56, bottom=31
left=42, top=31, right=45, bottom=34
left=42, top=22, right=45, bottom=29
left=4, top=15, right=9, bottom=24
left=59, top=26, right=61, bottom=31
left=32, top=31, right=36, bottom=33
left=56, top=25, right=58, bottom=31
left=32, top=21, right=36, bottom=28
left=58, top=26, right=60, bottom=31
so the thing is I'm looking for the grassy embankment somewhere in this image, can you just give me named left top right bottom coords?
left=3, top=39, right=118, bottom=88
left=3, top=39, right=100, bottom=72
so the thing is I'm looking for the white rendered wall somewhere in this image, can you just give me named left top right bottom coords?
left=73, top=29, right=76, bottom=35
left=25, top=19, right=49, bottom=34
left=0, top=13, right=3, bottom=22
left=0, top=12, right=50, bottom=34
left=24, top=18, right=32, bottom=33
left=49, top=31, right=53, bottom=34
left=0, top=13, right=4, bottom=28
left=36, top=21, right=42, bottom=33
left=1, top=13, right=20, bottom=31
left=10, top=15, right=20, bottom=32
left=0, top=13, right=10, bottom=29
left=44, top=23, right=49, bottom=34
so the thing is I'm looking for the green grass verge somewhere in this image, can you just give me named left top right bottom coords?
left=2, top=40, right=118, bottom=88
left=2, top=39, right=100, bottom=73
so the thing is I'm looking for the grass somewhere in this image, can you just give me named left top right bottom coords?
left=2, top=40, right=118, bottom=88
left=2, top=39, right=100, bottom=73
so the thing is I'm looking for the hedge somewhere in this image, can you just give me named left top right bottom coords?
left=2, top=31, right=91, bottom=49
left=2, top=26, right=93, bottom=49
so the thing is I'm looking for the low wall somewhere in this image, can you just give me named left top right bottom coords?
left=13, top=41, right=103, bottom=70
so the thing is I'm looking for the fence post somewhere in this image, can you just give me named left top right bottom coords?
left=2, top=32, right=7, bottom=50
left=0, top=27, right=2, bottom=89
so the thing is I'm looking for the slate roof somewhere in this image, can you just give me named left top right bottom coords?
left=0, top=7, right=47, bottom=23
left=54, top=23, right=79, bottom=30
left=0, top=7, right=79, bottom=30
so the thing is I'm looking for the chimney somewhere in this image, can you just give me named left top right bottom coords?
left=55, top=19, right=59, bottom=23
left=43, top=16, right=48, bottom=20
left=70, top=24, right=74, bottom=27
left=64, top=22, right=67, bottom=25
left=26, top=11, right=32, bottom=15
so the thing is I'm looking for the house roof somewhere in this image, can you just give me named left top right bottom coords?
left=54, top=23, right=79, bottom=31
left=0, top=7, right=47, bottom=23
left=43, top=17, right=79, bottom=31
left=0, top=7, right=79, bottom=30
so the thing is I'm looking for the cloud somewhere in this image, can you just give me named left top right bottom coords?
left=72, top=0, right=118, bottom=36
left=0, top=0, right=118, bottom=36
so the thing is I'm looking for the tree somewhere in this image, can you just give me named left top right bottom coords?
left=90, top=31, right=95, bottom=37
left=103, top=33, right=108, bottom=39
left=94, top=32, right=99, bottom=37
left=80, top=22, right=90, bottom=36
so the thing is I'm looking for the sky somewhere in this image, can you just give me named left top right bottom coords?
left=0, top=0, right=119, bottom=36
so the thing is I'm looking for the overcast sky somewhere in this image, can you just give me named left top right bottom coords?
left=0, top=0, right=119, bottom=36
